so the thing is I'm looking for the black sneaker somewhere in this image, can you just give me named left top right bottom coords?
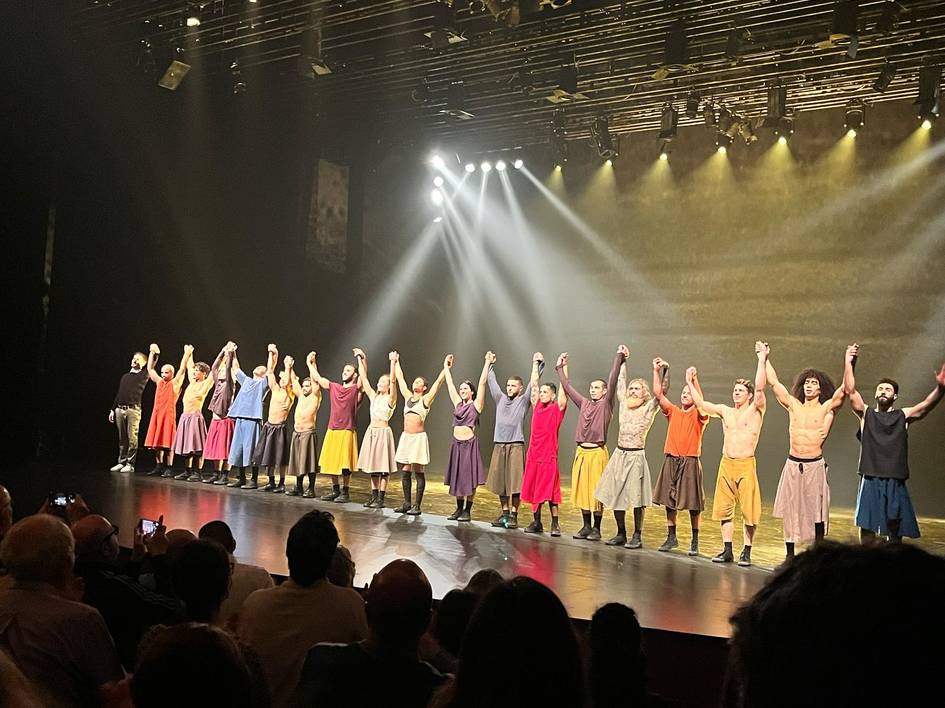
left=491, top=513, right=509, bottom=528
left=406, top=505, right=422, bottom=516
left=173, top=470, right=189, bottom=481
left=658, top=536, right=678, bottom=552
left=524, top=520, right=544, bottom=534
left=506, top=513, right=519, bottom=530
left=447, top=509, right=462, bottom=521
left=737, top=548, right=752, bottom=567
left=320, top=490, right=340, bottom=502
left=258, top=483, right=276, bottom=492
left=393, top=502, right=411, bottom=514
left=333, top=490, right=350, bottom=504
left=212, top=473, right=229, bottom=486
left=623, top=532, right=642, bottom=549
left=285, top=487, right=301, bottom=497
left=161, top=468, right=175, bottom=479
left=225, top=477, right=244, bottom=488
left=363, top=494, right=378, bottom=508
left=688, top=540, right=699, bottom=557
left=146, top=465, right=163, bottom=477
left=273, top=484, right=285, bottom=494
left=573, top=525, right=592, bottom=540
left=587, top=528, right=602, bottom=542
left=457, top=509, right=471, bottom=522
left=712, top=548, right=734, bottom=563
left=240, top=480, right=258, bottom=490
left=605, top=534, right=627, bottom=546
left=186, top=472, right=202, bottom=482
left=550, top=522, right=561, bottom=537
left=302, top=489, right=316, bottom=499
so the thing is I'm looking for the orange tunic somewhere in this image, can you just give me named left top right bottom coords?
left=145, top=379, right=181, bottom=449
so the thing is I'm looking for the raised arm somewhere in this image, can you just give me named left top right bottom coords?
left=387, top=352, right=398, bottom=408
left=146, top=343, right=161, bottom=383
left=752, top=342, right=768, bottom=413
left=652, top=357, right=672, bottom=413
left=555, top=353, right=585, bottom=406
left=354, top=348, right=375, bottom=399
left=394, top=360, right=412, bottom=399
left=309, top=353, right=331, bottom=390
left=616, top=361, right=628, bottom=402
left=486, top=351, right=502, bottom=404
left=474, top=354, right=490, bottom=413
left=290, top=371, right=303, bottom=398
left=443, top=355, right=460, bottom=406
left=605, top=346, right=628, bottom=405
left=266, top=344, right=279, bottom=392
left=686, top=367, right=725, bottom=418
left=557, top=379, right=569, bottom=411
left=843, top=343, right=865, bottom=416
left=185, top=346, right=197, bottom=385
left=765, top=356, right=793, bottom=410
left=825, top=348, right=848, bottom=412
left=903, top=362, right=945, bottom=423
left=174, top=345, right=192, bottom=390
left=529, top=352, right=543, bottom=406
left=420, top=366, right=445, bottom=408
left=210, top=344, right=229, bottom=384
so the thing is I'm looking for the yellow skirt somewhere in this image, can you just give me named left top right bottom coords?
left=318, top=429, right=359, bottom=475
left=570, top=446, right=609, bottom=510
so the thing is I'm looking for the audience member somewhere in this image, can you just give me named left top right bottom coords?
left=172, top=539, right=231, bottom=623
left=463, top=568, right=503, bottom=596
left=132, top=622, right=269, bottom=708
left=0, top=515, right=124, bottom=707
left=724, top=541, right=945, bottom=708
left=198, top=520, right=274, bottom=625
left=298, top=559, right=446, bottom=708
left=72, top=514, right=180, bottom=670
left=588, top=603, right=646, bottom=708
left=327, top=544, right=356, bottom=587
left=0, top=486, right=12, bottom=543
left=431, top=576, right=585, bottom=708
left=0, top=649, right=43, bottom=708
left=422, top=589, right=479, bottom=673
left=239, top=510, right=367, bottom=708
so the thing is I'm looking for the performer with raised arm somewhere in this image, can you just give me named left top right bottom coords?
left=844, top=343, right=945, bottom=542
left=442, top=354, right=490, bottom=522
left=285, top=352, right=323, bottom=498
left=355, top=349, right=399, bottom=509
left=224, top=345, right=273, bottom=490
left=767, top=348, right=846, bottom=561
left=556, top=346, right=626, bottom=541
left=144, top=344, right=187, bottom=478
left=253, top=350, right=295, bottom=493
left=651, top=358, right=709, bottom=556
left=312, top=353, right=362, bottom=503
left=484, top=351, right=534, bottom=530
left=392, top=356, right=448, bottom=515
left=171, top=345, right=215, bottom=482
left=203, top=342, right=237, bottom=485
left=595, top=351, right=660, bottom=549
left=687, top=342, right=768, bottom=567
left=109, top=345, right=157, bottom=473
left=521, top=353, right=568, bottom=536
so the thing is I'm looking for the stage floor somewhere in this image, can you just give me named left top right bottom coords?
left=12, top=464, right=945, bottom=638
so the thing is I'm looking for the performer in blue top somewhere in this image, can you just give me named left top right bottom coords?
left=224, top=344, right=276, bottom=490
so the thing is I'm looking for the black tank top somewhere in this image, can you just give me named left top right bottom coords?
left=857, top=407, right=909, bottom=480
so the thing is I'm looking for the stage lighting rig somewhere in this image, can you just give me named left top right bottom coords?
left=443, top=80, right=475, bottom=120
left=716, top=132, right=733, bottom=153
left=427, top=2, right=467, bottom=49
left=299, top=25, right=332, bottom=78
left=916, top=65, right=941, bottom=123
left=685, top=92, right=700, bottom=119
left=876, top=1, right=903, bottom=35
left=766, top=83, right=787, bottom=120
left=547, top=61, right=588, bottom=104
left=663, top=19, right=688, bottom=66
left=844, top=98, right=866, bottom=135
left=659, top=103, right=678, bottom=141
left=591, top=116, right=618, bottom=160
left=229, top=60, right=247, bottom=95
left=465, top=163, right=476, bottom=173
left=703, top=102, right=717, bottom=127
left=551, top=130, right=568, bottom=166
left=158, top=57, right=191, bottom=91
left=725, top=27, right=749, bottom=61
left=873, top=63, right=897, bottom=93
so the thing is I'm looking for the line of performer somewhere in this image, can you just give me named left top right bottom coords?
left=109, top=340, right=945, bottom=565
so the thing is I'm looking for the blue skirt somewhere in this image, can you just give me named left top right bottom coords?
left=228, top=418, right=261, bottom=467
left=855, top=476, right=920, bottom=538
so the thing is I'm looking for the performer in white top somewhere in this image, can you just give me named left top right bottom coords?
left=354, top=349, right=399, bottom=509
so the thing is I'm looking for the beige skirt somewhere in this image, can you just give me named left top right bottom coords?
left=357, top=427, right=397, bottom=474
left=395, top=431, right=430, bottom=466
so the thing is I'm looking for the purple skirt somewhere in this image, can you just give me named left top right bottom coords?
left=444, top=436, right=486, bottom=498
left=173, top=412, right=208, bottom=456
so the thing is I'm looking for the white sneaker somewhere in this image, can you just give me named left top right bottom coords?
left=110, top=463, right=124, bottom=472
left=120, top=464, right=134, bottom=473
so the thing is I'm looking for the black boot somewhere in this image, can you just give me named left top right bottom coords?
left=321, top=483, right=340, bottom=502
left=712, top=542, right=734, bottom=563
left=146, top=463, right=163, bottom=477
left=738, top=546, right=752, bottom=567
left=334, top=487, right=351, bottom=503
left=212, top=471, right=229, bottom=486
left=492, top=511, right=510, bottom=528
left=241, top=469, right=259, bottom=490
left=658, top=526, right=678, bottom=552
left=506, top=511, right=518, bottom=530
left=624, top=532, right=642, bottom=549
left=303, top=473, right=317, bottom=498
left=448, top=499, right=464, bottom=521
left=688, top=529, right=700, bottom=557
left=286, top=476, right=303, bottom=496
left=363, top=490, right=378, bottom=508
left=457, top=500, right=473, bottom=522
left=226, top=469, right=246, bottom=488
left=550, top=518, right=561, bottom=537
left=161, top=463, right=175, bottom=479
left=372, top=490, right=386, bottom=509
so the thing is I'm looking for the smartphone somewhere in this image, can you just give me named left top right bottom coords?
left=48, top=492, right=76, bottom=508
left=139, top=518, right=159, bottom=535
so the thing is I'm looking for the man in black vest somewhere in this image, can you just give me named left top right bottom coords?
left=108, top=346, right=158, bottom=473
left=844, top=343, right=945, bottom=542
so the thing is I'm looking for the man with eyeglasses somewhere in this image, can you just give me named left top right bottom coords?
left=72, top=514, right=180, bottom=670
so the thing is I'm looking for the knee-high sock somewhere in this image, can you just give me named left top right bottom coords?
left=401, top=472, right=412, bottom=505
left=415, top=473, right=426, bottom=506
left=614, top=510, right=627, bottom=536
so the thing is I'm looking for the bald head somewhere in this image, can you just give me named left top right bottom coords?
left=0, top=485, right=12, bottom=539
left=366, top=559, right=433, bottom=644
left=166, top=529, right=197, bottom=562
left=73, top=514, right=120, bottom=562
left=0, top=515, right=74, bottom=586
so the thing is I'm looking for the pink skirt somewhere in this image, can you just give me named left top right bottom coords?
left=520, top=457, right=562, bottom=506
left=204, top=417, right=235, bottom=461
left=173, top=412, right=208, bottom=456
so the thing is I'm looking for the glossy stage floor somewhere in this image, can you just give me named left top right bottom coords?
left=18, top=464, right=945, bottom=640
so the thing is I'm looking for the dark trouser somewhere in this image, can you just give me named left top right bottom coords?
left=115, top=406, right=142, bottom=465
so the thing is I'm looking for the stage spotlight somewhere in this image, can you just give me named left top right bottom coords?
left=921, top=118, right=933, bottom=130
left=605, top=159, right=613, bottom=166
left=725, top=27, right=748, bottom=60
left=481, top=161, right=493, bottom=172
left=831, top=0, right=858, bottom=39
left=659, top=152, right=668, bottom=161
left=186, top=5, right=202, bottom=27
left=551, top=130, right=569, bottom=165
left=229, top=59, right=247, bottom=95
left=659, top=103, right=678, bottom=140
left=464, top=162, right=476, bottom=173
left=433, top=175, right=444, bottom=187
left=716, top=132, right=733, bottom=152
left=591, top=115, right=618, bottom=159
left=916, top=65, right=941, bottom=123
left=685, top=92, right=700, bottom=119
left=513, top=158, right=524, bottom=169
left=778, top=135, right=788, bottom=145
left=717, top=146, right=728, bottom=155
left=433, top=215, right=443, bottom=223
left=773, top=115, right=795, bottom=138
left=737, top=119, right=758, bottom=145
left=767, top=82, right=787, bottom=119
left=431, top=154, right=445, bottom=169
left=873, top=62, right=897, bottom=93
left=430, top=188, right=444, bottom=206
left=703, top=103, right=717, bottom=127
left=495, top=159, right=507, bottom=171
left=658, top=140, right=673, bottom=161
left=844, top=98, right=865, bottom=134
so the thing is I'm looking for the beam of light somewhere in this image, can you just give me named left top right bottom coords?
left=430, top=188, right=443, bottom=206
left=495, top=159, right=507, bottom=171
left=687, top=148, right=734, bottom=192
left=921, top=118, right=933, bottom=130
left=481, top=161, right=493, bottom=173
left=778, top=135, right=788, bottom=145
left=893, top=123, right=934, bottom=162
left=431, top=154, right=445, bottom=170
left=465, top=162, right=476, bottom=173
left=433, top=175, right=444, bottom=187
left=513, top=158, right=524, bottom=169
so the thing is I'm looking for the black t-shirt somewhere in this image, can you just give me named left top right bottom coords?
left=857, top=407, right=910, bottom=480
left=113, top=368, right=149, bottom=408
left=297, top=641, right=447, bottom=708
